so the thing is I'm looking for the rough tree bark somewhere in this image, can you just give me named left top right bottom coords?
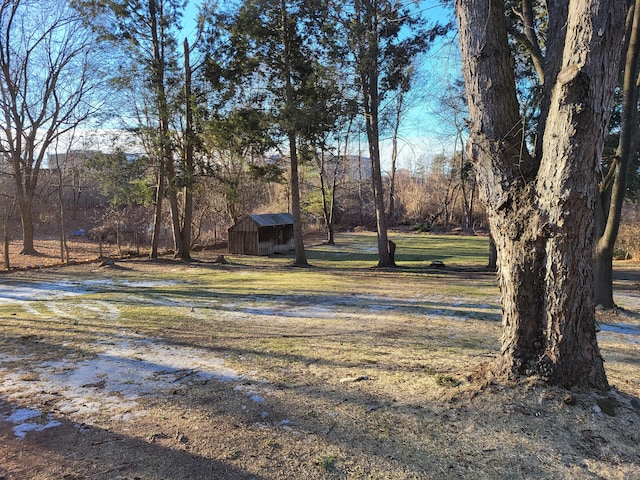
left=455, top=0, right=625, bottom=389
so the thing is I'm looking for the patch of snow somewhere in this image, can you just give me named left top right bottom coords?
left=237, top=305, right=336, bottom=318
left=0, top=335, right=243, bottom=428
left=369, top=304, right=394, bottom=312
left=116, top=280, right=179, bottom=289
left=13, top=419, right=62, bottom=439
left=0, top=281, right=89, bottom=303
left=0, top=279, right=182, bottom=306
left=599, top=323, right=640, bottom=335
left=234, top=384, right=269, bottom=404
left=6, top=408, right=41, bottom=423
left=1, top=407, right=62, bottom=440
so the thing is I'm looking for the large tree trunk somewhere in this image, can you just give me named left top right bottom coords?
left=149, top=0, right=180, bottom=260
left=12, top=159, right=39, bottom=256
left=368, top=131, right=394, bottom=267
left=456, top=0, right=625, bottom=389
left=17, top=198, right=37, bottom=255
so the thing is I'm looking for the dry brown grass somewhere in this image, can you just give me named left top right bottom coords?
left=3, top=237, right=121, bottom=270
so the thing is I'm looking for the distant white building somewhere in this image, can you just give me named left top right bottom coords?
left=46, top=150, right=100, bottom=170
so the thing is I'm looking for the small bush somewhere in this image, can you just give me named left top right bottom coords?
left=436, top=375, right=461, bottom=388
left=314, top=454, right=337, bottom=471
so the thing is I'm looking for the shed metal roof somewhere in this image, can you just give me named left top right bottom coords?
left=249, top=213, right=294, bottom=227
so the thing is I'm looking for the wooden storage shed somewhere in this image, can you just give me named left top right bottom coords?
left=228, top=213, right=295, bottom=256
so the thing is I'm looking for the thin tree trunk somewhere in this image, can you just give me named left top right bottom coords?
left=3, top=210, right=10, bottom=270
left=150, top=167, right=164, bottom=259
left=166, top=177, right=183, bottom=256
left=55, top=153, right=69, bottom=264
left=328, top=160, right=339, bottom=245
left=281, top=0, right=308, bottom=267
left=593, top=0, right=640, bottom=308
left=177, top=37, right=195, bottom=261
left=356, top=1, right=393, bottom=267
left=116, top=215, right=122, bottom=256
left=387, top=91, right=403, bottom=222
left=318, top=150, right=332, bottom=243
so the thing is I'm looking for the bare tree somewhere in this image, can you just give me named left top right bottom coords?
left=0, top=0, right=102, bottom=255
left=456, top=0, right=625, bottom=388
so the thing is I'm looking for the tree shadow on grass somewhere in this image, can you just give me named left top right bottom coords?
left=1, top=320, right=639, bottom=479
left=0, top=398, right=264, bottom=480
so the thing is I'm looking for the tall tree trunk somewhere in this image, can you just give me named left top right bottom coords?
left=356, top=2, right=393, bottom=268
left=456, top=0, right=624, bottom=389
left=387, top=92, right=403, bottom=222
left=177, top=37, right=195, bottom=261
left=281, top=0, right=308, bottom=267
left=289, top=132, right=308, bottom=266
left=149, top=0, right=181, bottom=259
left=593, top=0, right=640, bottom=308
left=149, top=166, right=164, bottom=259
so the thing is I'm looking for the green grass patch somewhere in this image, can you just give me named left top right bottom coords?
left=436, top=374, right=462, bottom=388
left=314, top=454, right=338, bottom=470
left=304, top=232, right=490, bottom=269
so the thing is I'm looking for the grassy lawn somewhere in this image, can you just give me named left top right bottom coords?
left=0, top=232, right=638, bottom=479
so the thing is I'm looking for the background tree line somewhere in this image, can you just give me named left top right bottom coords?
left=1, top=0, right=458, bottom=264
left=3, top=0, right=640, bottom=287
